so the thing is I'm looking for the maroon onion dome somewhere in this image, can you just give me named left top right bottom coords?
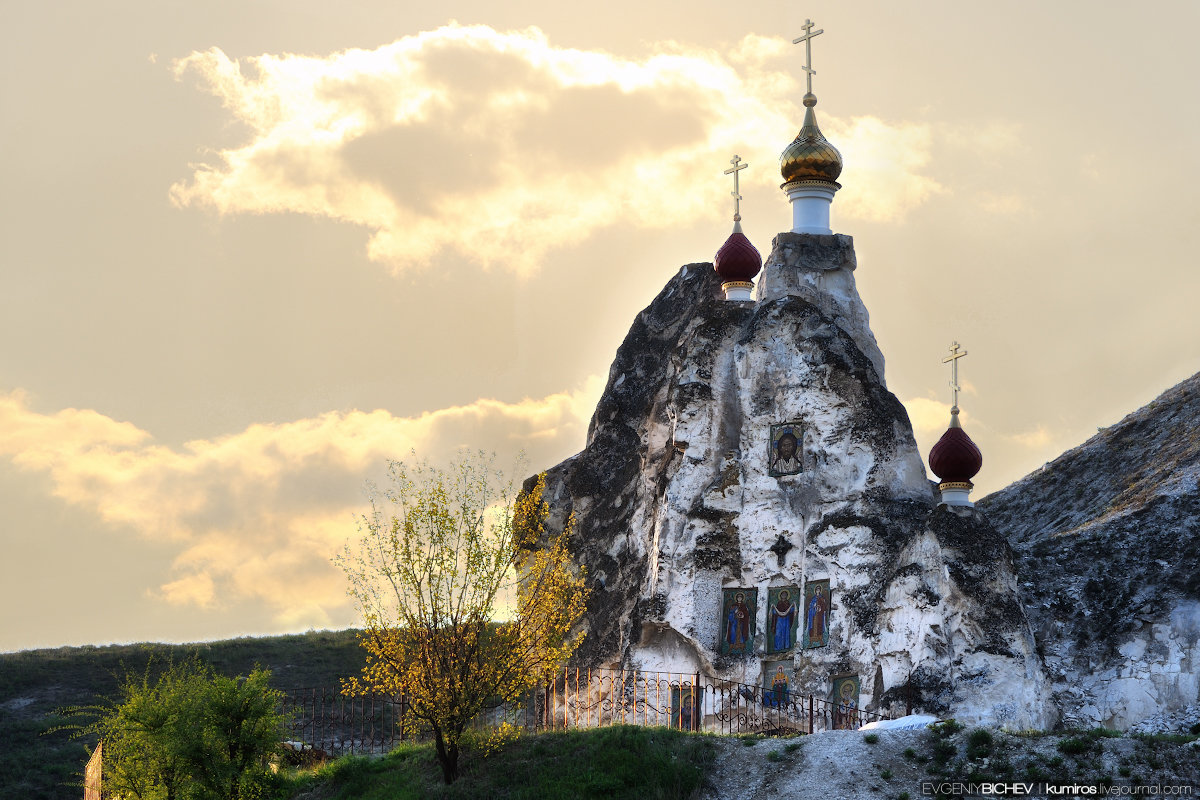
left=714, top=227, right=762, bottom=284
left=928, top=410, right=983, bottom=485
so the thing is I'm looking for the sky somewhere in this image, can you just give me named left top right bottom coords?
left=2, top=1, right=1198, bottom=653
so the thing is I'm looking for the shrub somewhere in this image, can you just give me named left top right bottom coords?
left=59, top=659, right=287, bottom=800
left=1057, top=737, right=1092, bottom=756
left=932, top=740, right=957, bottom=764
left=863, top=733, right=879, bottom=744
left=930, top=719, right=964, bottom=739
left=966, top=728, right=993, bottom=759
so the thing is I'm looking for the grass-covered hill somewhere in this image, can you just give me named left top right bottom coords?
left=4, top=630, right=1198, bottom=800
left=0, top=629, right=364, bottom=800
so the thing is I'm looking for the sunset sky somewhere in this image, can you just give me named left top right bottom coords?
left=3, top=1, right=1198, bottom=652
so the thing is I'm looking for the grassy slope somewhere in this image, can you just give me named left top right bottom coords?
left=0, top=629, right=364, bottom=800
left=282, top=726, right=717, bottom=800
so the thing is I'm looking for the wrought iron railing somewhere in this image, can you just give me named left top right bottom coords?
left=537, top=667, right=884, bottom=735
left=282, top=668, right=887, bottom=754
left=282, top=687, right=408, bottom=755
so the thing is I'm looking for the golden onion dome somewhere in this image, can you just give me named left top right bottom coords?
left=780, top=93, right=842, bottom=185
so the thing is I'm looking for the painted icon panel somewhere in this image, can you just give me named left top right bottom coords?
left=671, top=685, right=704, bottom=731
left=720, top=588, right=757, bottom=655
left=831, top=674, right=860, bottom=729
left=762, top=660, right=793, bottom=709
left=766, top=586, right=800, bottom=653
left=802, top=579, right=831, bottom=649
left=769, top=422, right=803, bottom=477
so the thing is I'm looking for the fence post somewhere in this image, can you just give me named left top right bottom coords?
left=808, top=694, right=814, bottom=734
left=692, top=672, right=701, bottom=732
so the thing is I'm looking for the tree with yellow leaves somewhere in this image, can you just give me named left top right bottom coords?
left=338, top=454, right=587, bottom=784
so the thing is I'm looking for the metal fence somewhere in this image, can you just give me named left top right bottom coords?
left=537, top=667, right=884, bottom=735
left=283, top=668, right=886, bottom=754
left=283, top=687, right=408, bottom=755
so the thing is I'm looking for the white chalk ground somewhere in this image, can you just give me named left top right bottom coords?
left=698, top=728, right=1200, bottom=800
left=702, top=729, right=932, bottom=800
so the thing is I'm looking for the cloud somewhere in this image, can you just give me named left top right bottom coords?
left=170, top=24, right=946, bottom=275
left=0, top=375, right=604, bottom=627
left=830, top=116, right=945, bottom=222
left=902, top=396, right=956, bottom=435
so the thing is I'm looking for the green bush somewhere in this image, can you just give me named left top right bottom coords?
left=1057, top=737, right=1092, bottom=756
left=930, top=719, right=964, bottom=739
left=1086, top=727, right=1123, bottom=739
left=932, top=740, right=957, bottom=764
left=863, top=733, right=879, bottom=744
left=966, top=728, right=993, bottom=759
left=60, top=659, right=288, bottom=800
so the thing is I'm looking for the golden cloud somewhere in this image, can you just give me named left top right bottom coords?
left=171, top=24, right=946, bottom=275
left=0, top=376, right=604, bottom=626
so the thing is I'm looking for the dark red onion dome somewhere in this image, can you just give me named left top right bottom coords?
left=928, top=412, right=982, bottom=486
left=714, top=226, right=762, bottom=284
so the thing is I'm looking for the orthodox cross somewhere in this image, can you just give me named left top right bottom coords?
left=792, top=19, right=824, bottom=95
left=942, top=341, right=968, bottom=410
left=770, top=534, right=794, bottom=567
left=724, top=155, right=748, bottom=221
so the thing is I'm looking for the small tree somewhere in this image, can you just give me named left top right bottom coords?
left=339, top=454, right=587, bottom=783
left=62, top=659, right=288, bottom=800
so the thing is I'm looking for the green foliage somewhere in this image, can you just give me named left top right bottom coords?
left=863, top=732, right=879, bottom=744
left=1085, top=727, right=1123, bottom=739
left=966, top=728, right=993, bottom=759
left=59, top=659, right=288, bottom=800
left=880, top=768, right=893, bottom=779
left=1, top=631, right=361, bottom=800
left=784, top=741, right=803, bottom=754
left=902, top=747, right=916, bottom=759
left=1057, top=736, right=1093, bottom=756
left=932, top=740, right=957, bottom=764
left=1023, top=761, right=1050, bottom=781
left=898, top=793, right=911, bottom=800
left=765, top=749, right=782, bottom=762
left=1134, top=732, right=1198, bottom=745
left=279, top=726, right=715, bottom=800
left=929, top=719, right=964, bottom=739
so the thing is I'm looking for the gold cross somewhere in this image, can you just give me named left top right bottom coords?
left=724, top=155, right=748, bottom=222
left=792, top=19, right=824, bottom=96
left=942, top=341, right=968, bottom=410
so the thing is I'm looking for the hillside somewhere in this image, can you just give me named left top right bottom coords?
left=979, top=370, right=1200, bottom=730
left=0, top=629, right=364, bottom=800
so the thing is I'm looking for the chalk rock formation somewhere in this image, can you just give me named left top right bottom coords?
left=530, top=234, right=1049, bottom=728
left=981, top=372, right=1200, bottom=731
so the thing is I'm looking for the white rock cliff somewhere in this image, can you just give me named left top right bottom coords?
left=528, top=233, right=1050, bottom=730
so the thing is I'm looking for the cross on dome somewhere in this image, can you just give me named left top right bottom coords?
left=792, top=19, right=824, bottom=97
left=724, top=155, right=748, bottom=222
left=780, top=19, right=841, bottom=235
left=930, top=340, right=982, bottom=506
left=943, top=341, right=968, bottom=412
